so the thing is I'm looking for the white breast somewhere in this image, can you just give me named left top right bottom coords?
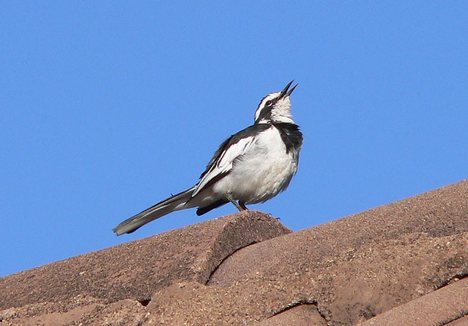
left=212, top=126, right=298, bottom=203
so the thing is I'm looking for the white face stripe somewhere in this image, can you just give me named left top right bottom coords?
left=254, top=92, right=294, bottom=124
left=254, top=92, right=281, bottom=122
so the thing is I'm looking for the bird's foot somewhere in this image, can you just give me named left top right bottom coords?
left=226, top=193, right=248, bottom=212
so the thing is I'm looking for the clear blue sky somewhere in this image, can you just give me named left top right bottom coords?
left=1, top=2, right=467, bottom=277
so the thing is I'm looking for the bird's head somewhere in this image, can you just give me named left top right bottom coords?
left=254, top=81, right=298, bottom=124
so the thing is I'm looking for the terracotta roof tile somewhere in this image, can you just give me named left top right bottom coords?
left=360, top=277, right=468, bottom=326
left=0, top=180, right=467, bottom=325
left=0, top=212, right=289, bottom=310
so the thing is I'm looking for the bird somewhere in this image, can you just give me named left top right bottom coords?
left=113, top=81, right=303, bottom=235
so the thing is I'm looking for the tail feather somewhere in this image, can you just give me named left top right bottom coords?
left=196, top=199, right=228, bottom=216
left=113, top=187, right=195, bottom=235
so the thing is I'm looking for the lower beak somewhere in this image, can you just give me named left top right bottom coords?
left=280, top=80, right=298, bottom=98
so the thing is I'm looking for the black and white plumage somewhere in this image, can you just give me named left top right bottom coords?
left=113, top=81, right=303, bottom=235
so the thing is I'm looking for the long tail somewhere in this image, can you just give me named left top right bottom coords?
left=113, top=187, right=195, bottom=235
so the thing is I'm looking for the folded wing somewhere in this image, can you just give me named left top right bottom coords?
left=192, top=124, right=269, bottom=197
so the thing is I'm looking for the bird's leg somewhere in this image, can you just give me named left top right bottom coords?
left=226, top=192, right=247, bottom=212
left=239, top=201, right=248, bottom=210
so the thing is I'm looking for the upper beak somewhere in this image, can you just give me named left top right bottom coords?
left=280, top=80, right=298, bottom=98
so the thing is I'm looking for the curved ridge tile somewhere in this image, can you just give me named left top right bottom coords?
left=0, top=212, right=289, bottom=310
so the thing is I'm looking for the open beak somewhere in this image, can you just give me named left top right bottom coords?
left=280, top=80, right=298, bottom=98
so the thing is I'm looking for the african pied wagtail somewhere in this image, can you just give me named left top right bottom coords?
left=113, top=81, right=303, bottom=235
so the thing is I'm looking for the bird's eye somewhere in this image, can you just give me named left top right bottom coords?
left=265, top=100, right=272, bottom=106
